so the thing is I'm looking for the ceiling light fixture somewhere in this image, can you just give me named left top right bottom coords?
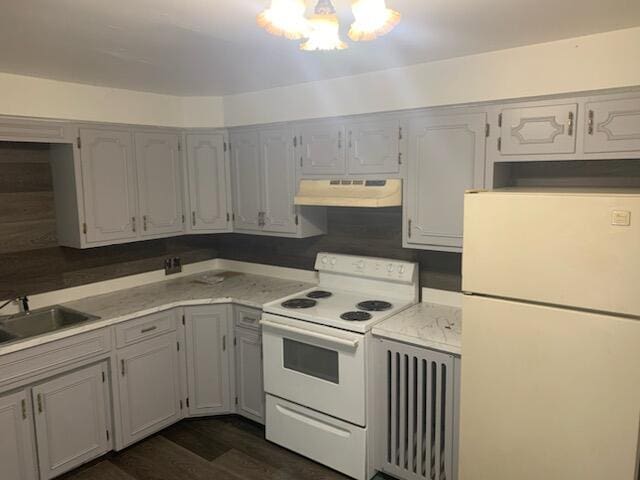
left=256, top=0, right=311, bottom=40
left=300, top=0, right=347, bottom=51
left=257, top=0, right=400, bottom=51
left=348, top=0, right=401, bottom=41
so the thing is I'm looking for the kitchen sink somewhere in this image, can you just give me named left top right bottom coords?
left=0, top=306, right=100, bottom=343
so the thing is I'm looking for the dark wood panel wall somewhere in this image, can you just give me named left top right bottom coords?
left=207, top=207, right=462, bottom=292
left=0, top=143, right=218, bottom=300
left=0, top=142, right=461, bottom=301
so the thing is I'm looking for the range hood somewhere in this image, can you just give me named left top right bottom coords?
left=294, top=179, right=402, bottom=208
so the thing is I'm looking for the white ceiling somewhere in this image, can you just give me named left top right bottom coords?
left=1, top=0, right=639, bottom=96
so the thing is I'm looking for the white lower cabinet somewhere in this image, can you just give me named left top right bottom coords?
left=0, top=389, right=38, bottom=480
left=234, top=326, right=264, bottom=424
left=184, top=305, right=234, bottom=416
left=33, top=363, right=111, bottom=480
left=116, top=331, right=182, bottom=447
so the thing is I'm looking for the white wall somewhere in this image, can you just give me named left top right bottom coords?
left=1, top=26, right=639, bottom=128
left=0, top=72, right=224, bottom=128
left=223, top=26, right=640, bottom=126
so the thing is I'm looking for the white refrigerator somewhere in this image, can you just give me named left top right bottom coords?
left=459, top=189, right=640, bottom=480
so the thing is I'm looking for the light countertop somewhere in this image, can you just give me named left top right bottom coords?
left=372, top=301, right=462, bottom=355
left=0, top=270, right=313, bottom=356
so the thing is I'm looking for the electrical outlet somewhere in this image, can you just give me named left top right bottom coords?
left=164, top=257, right=182, bottom=275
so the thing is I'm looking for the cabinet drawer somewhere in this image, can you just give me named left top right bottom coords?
left=0, top=328, right=111, bottom=389
left=234, top=306, right=261, bottom=331
left=266, top=395, right=366, bottom=480
left=115, top=310, right=177, bottom=348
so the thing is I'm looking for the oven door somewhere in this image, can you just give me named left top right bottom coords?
left=261, top=313, right=366, bottom=426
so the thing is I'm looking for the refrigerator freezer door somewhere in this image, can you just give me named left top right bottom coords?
left=462, top=190, right=640, bottom=316
left=459, top=295, right=640, bottom=480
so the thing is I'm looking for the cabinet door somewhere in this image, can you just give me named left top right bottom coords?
left=299, top=123, right=346, bottom=175
left=406, top=113, right=486, bottom=250
left=235, top=327, right=264, bottom=424
left=260, top=127, right=297, bottom=234
left=184, top=305, right=232, bottom=416
left=79, top=128, right=138, bottom=243
left=134, top=132, right=184, bottom=237
left=117, top=332, right=182, bottom=446
left=230, top=131, right=262, bottom=231
left=498, top=103, right=577, bottom=155
left=33, top=363, right=110, bottom=479
left=186, top=133, right=230, bottom=232
left=0, top=390, right=37, bottom=480
left=584, top=96, right=640, bottom=153
left=347, top=119, right=400, bottom=174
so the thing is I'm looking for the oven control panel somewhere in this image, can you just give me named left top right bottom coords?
left=315, top=252, right=416, bottom=283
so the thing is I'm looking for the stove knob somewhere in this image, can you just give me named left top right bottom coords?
left=356, top=260, right=365, bottom=269
left=398, top=265, right=405, bottom=274
left=386, top=263, right=394, bottom=272
left=321, top=256, right=329, bottom=264
left=330, top=257, right=337, bottom=265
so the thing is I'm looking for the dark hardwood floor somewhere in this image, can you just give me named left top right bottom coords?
left=59, top=416, right=394, bottom=480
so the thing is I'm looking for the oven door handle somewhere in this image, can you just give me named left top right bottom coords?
left=260, top=319, right=359, bottom=349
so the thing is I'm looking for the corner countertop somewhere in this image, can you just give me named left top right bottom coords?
left=0, top=270, right=313, bottom=356
left=372, top=301, right=462, bottom=356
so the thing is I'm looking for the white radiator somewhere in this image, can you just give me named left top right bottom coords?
left=376, top=339, right=456, bottom=480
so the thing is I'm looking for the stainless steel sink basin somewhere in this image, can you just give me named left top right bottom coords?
left=0, top=306, right=99, bottom=343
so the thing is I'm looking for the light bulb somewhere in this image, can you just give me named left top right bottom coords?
left=257, top=0, right=311, bottom=40
left=349, top=0, right=400, bottom=41
left=300, top=13, right=348, bottom=51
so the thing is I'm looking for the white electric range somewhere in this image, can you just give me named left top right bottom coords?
left=261, top=252, right=418, bottom=480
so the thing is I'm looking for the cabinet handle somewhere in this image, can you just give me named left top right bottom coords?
left=140, top=325, right=157, bottom=334
left=143, top=215, right=148, bottom=231
left=408, top=219, right=412, bottom=238
left=21, top=399, right=27, bottom=419
left=348, top=130, right=352, bottom=148
left=588, top=110, right=594, bottom=135
left=192, top=211, right=196, bottom=226
left=338, top=131, right=342, bottom=149
left=131, top=217, right=136, bottom=233
left=243, top=316, right=257, bottom=324
left=36, top=394, right=43, bottom=413
left=567, top=111, right=574, bottom=136
left=121, top=359, right=125, bottom=376
left=222, top=335, right=226, bottom=351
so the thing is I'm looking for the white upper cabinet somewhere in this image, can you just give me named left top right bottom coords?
left=78, top=128, right=138, bottom=244
left=231, top=130, right=262, bottom=231
left=184, top=305, right=233, bottom=417
left=260, top=127, right=297, bottom=234
left=231, top=126, right=326, bottom=237
left=583, top=95, right=640, bottom=153
left=346, top=118, right=400, bottom=175
left=405, top=112, right=486, bottom=251
left=134, top=132, right=184, bottom=237
left=185, top=133, right=231, bottom=233
left=497, top=102, right=577, bottom=156
left=33, top=363, right=110, bottom=479
left=298, top=122, right=347, bottom=175
left=0, top=389, right=38, bottom=480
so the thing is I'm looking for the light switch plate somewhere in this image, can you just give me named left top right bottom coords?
left=164, top=257, right=182, bottom=275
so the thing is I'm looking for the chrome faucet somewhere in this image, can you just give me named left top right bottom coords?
left=18, top=296, right=29, bottom=314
